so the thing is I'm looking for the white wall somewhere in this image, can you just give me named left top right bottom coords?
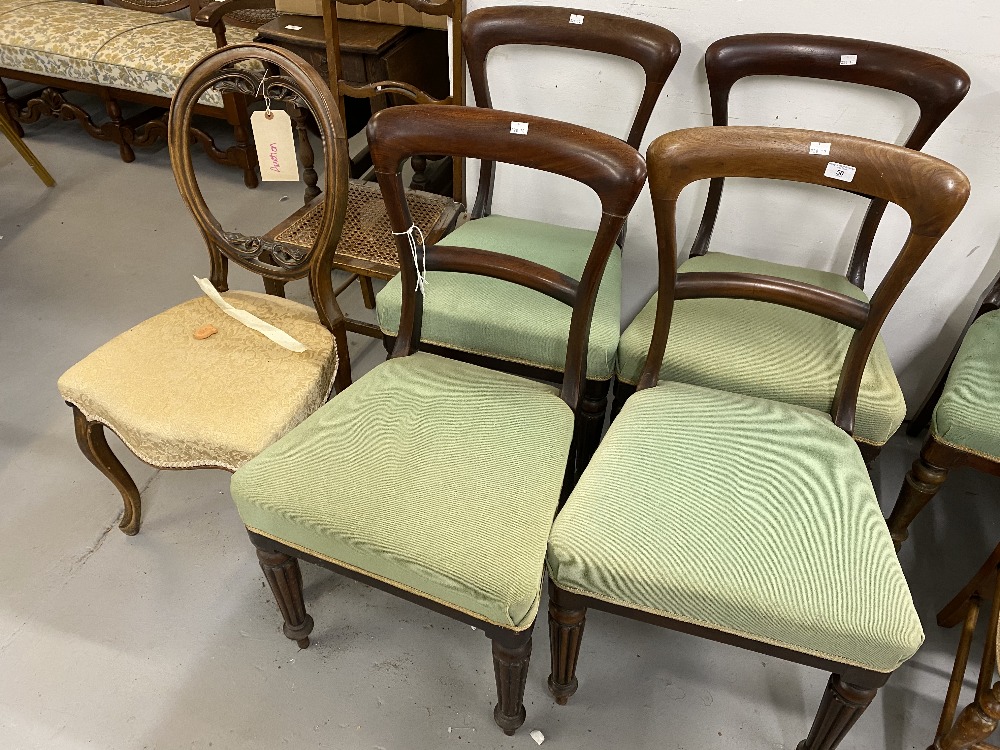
left=463, top=0, right=1000, bottom=411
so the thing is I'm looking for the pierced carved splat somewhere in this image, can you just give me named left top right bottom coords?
left=222, top=231, right=309, bottom=269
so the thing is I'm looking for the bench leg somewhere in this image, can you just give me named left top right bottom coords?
left=101, top=92, right=134, bottom=163
left=0, top=78, right=24, bottom=137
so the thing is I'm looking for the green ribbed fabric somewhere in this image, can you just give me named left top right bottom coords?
left=232, top=352, right=574, bottom=630
left=548, top=382, right=923, bottom=673
left=376, top=215, right=620, bottom=381
left=616, top=252, right=905, bottom=446
left=932, top=310, right=1000, bottom=461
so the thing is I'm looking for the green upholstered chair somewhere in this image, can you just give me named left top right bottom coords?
left=886, top=275, right=1000, bottom=550
left=57, top=45, right=352, bottom=534
left=613, top=33, right=970, bottom=462
left=546, top=126, right=968, bottom=749
left=376, top=6, right=681, bottom=475
left=229, top=105, right=647, bottom=735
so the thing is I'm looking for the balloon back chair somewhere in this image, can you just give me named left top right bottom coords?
left=57, top=43, right=351, bottom=535
left=228, top=104, right=646, bottom=735
left=376, top=5, right=681, bottom=475
left=613, top=33, right=970, bottom=463
left=547, top=126, right=969, bottom=749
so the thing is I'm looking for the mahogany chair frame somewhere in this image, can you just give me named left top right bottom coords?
left=927, top=542, right=1000, bottom=750
left=381, top=5, right=680, bottom=476
left=885, top=269, right=1000, bottom=550
left=69, top=43, right=352, bottom=535
left=247, top=103, right=646, bottom=735
left=611, top=33, right=971, bottom=457
left=548, top=125, right=969, bottom=748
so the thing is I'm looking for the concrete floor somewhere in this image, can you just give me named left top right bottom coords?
left=3, top=100, right=1000, bottom=750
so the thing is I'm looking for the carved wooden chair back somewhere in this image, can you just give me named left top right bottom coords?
left=643, top=125, right=969, bottom=436
left=462, top=5, right=680, bottom=219
left=169, top=42, right=354, bottom=385
left=367, top=104, right=647, bottom=411
left=325, top=0, right=464, bottom=201
left=689, top=33, right=970, bottom=287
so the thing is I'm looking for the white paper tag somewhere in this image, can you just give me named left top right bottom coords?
left=251, top=109, right=299, bottom=182
left=510, top=121, right=529, bottom=135
left=824, top=161, right=856, bottom=182
left=529, top=729, right=545, bottom=745
left=809, top=142, right=831, bottom=155
left=569, top=13, right=584, bottom=24
left=840, top=54, right=858, bottom=66
left=284, top=24, right=302, bottom=30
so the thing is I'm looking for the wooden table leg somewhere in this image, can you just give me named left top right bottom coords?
left=1, top=112, right=55, bottom=187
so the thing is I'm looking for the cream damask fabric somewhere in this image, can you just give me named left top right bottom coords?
left=93, top=22, right=258, bottom=106
left=0, top=2, right=170, bottom=84
left=58, top=292, right=339, bottom=472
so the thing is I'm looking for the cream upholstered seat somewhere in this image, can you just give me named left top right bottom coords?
left=547, top=381, right=923, bottom=673
left=616, top=251, right=906, bottom=447
left=59, top=291, right=339, bottom=472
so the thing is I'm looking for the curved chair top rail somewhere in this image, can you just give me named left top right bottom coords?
left=463, top=5, right=679, bottom=219
left=643, top=125, right=969, bottom=435
left=690, top=33, right=970, bottom=286
left=367, top=104, right=647, bottom=411
left=168, top=43, right=352, bottom=338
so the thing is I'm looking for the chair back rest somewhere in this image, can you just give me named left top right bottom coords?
left=690, top=33, right=970, bottom=287
left=643, top=126, right=969, bottom=435
left=463, top=5, right=679, bottom=219
left=168, top=43, right=353, bottom=379
left=367, top=105, right=647, bottom=412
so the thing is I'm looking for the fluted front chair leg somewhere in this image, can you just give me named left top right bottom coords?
left=254, top=545, right=314, bottom=648
left=547, top=590, right=586, bottom=705
left=797, top=674, right=878, bottom=750
left=491, top=627, right=532, bottom=735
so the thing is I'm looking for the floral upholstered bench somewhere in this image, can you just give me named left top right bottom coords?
left=0, top=0, right=266, bottom=185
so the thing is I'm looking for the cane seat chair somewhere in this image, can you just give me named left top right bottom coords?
left=228, top=104, right=646, bottom=735
left=614, top=34, right=970, bottom=460
left=886, top=279, right=1000, bottom=550
left=927, top=542, right=1000, bottom=750
left=57, top=44, right=351, bottom=535
left=546, top=126, right=969, bottom=748
left=376, top=5, right=681, bottom=474
left=257, top=0, right=467, bottom=336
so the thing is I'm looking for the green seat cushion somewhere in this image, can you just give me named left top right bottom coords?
left=376, top=215, right=620, bottom=381
left=548, top=381, right=923, bottom=673
left=616, top=252, right=905, bottom=446
left=932, top=310, right=1000, bottom=461
left=231, top=352, right=574, bottom=630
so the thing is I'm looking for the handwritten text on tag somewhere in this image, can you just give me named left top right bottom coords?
left=809, top=142, right=831, bottom=155
left=251, top=109, right=299, bottom=182
left=840, top=54, right=858, bottom=65
left=510, top=121, right=529, bottom=135
left=824, top=162, right=856, bottom=183
left=569, top=13, right=584, bottom=24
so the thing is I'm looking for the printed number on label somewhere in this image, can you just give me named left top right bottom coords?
left=510, top=121, right=529, bottom=135
left=809, top=142, right=831, bottom=155
left=824, top=161, right=856, bottom=183
left=840, top=54, right=858, bottom=66
left=569, top=13, right=584, bottom=24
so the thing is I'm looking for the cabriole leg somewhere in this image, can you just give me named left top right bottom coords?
left=71, top=404, right=142, bottom=535
left=491, top=627, right=532, bottom=735
left=254, top=545, right=314, bottom=648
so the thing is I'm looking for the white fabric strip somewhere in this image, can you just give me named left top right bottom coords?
left=194, top=276, right=307, bottom=353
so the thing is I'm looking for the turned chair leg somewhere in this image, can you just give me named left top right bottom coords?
left=359, top=276, right=377, bottom=310
left=491, top=627, right=532, bottom=736
left=71, top=404, right=142, bottom=535
left=931, top=682, right=1000, bottom=750
left=254, top=545, right=314, bottom=648
left=886, top=440, right=950, bottom=551
left=547, top=589, right=586, bottom=705
left=610, top=379, right=635, bottom=423
left=797, top=674, right=879, bottom=750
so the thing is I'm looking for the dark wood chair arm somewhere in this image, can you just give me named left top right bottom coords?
left=194, top=0, right=275, bottom=30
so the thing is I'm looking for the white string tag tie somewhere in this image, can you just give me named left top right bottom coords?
left=393, top=224, right=428, bottom=293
